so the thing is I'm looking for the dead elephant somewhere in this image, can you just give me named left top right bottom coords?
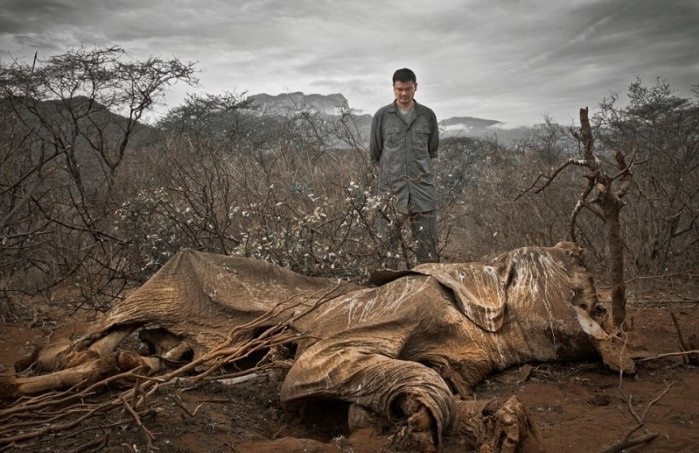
left=1, top=243, right=634, bottom=452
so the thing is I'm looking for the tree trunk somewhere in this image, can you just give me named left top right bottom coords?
left=605, top=197, right=626, bottom=325
left=578, top=107, right=627, bottom=326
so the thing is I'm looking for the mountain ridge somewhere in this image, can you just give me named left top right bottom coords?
left=249, top=91, right=531, bottom=141
left=249, top=92, right=350, bottom=115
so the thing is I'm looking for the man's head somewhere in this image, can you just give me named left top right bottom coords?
left=392, top=68, right=417, bottom=110
left=392, top=68, right=417, bottom=85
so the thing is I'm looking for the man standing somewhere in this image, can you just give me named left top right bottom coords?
left=370, top=68, right=439, bottom=264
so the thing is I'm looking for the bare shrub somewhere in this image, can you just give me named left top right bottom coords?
left=111, top=95, right=464, bottom=280
left=595, top=79, right=698, bottom=276
left=115, top=133, right=401, bottom=279
left=435, top=131, right=586, bottom=262
left=0, top=46, right=196, bottom=311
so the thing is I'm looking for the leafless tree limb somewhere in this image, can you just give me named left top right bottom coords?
left=636, top=350, right=699, bottom=362
left=599, top=380, right=673, bottom=453
left=597, top=431, right=658, bottom=453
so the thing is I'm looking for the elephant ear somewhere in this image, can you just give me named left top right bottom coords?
left=411, top=263, right=507, bottom=332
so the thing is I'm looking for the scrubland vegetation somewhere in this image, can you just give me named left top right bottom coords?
left=1, top=47, right=697, bottom=316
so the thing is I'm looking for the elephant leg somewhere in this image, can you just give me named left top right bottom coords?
left=31, top=325, right=137, bottom=372
left=281, top=343, right=453, bottom=453
left=3, top=352, right=163, bottom=398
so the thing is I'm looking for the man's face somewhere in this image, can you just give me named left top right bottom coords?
left=393, top=80, right=417, bottom=108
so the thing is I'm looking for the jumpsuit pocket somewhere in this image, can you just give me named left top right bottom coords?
left=385, top=127, right=402, bottom=149
left=414, top=126, right=430, bottom=151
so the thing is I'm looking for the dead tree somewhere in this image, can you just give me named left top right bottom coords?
left=522, top=107, right=634, bottom=326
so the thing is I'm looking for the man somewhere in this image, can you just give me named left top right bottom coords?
left=370, top=68, right=440, bottom=264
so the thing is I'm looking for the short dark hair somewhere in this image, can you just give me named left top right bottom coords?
left=392, top=68, right=417, bottom=84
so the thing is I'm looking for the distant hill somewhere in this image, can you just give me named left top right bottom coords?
left=441, top=116, right=502, bottom=129
left=440, top=116, right=531, bottom=142
left=1, top=95, right=160, bottom=147
left=440, top=116, right=503, bottom=139
left=1, top=95, right=160, bottom=189
left=248, top=92, right=532, bottom=143
left=6, top=92, right=531, bottom=156
left=249, top=92, right=350, bottom=115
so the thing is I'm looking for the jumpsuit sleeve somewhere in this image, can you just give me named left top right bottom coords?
left=428, top=110, right=439, bottom=159
left=369, top=111, right=383, bottom=164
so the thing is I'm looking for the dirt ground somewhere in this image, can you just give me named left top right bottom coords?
left=1, top=283, right=697, bottom=453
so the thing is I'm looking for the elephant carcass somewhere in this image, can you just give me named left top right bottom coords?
left=279, top=242, right=633, bottom=449
left=1, top=243, right=634, bottom=452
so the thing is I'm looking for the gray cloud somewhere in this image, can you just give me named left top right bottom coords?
left=1, top=0, right=696, bottom=125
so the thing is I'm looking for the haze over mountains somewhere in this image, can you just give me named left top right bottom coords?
left=249, top=92, right=532, bottom=142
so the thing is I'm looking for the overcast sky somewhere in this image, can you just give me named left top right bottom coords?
left=1, top=0, right=697, bottom=126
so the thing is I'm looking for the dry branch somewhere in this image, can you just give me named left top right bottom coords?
left=636, top=350, right=699, bottom=362
left=597, top=432, right=659, bottom=453
left=119, top=394, right=155, bottom=451
left=599, top=380, right=674, bottom=452
left=670, top=312, right=691, bottom=364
